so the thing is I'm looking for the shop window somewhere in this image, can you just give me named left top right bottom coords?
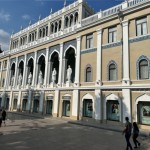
left=107, top=100, right=120, bottom=121
left=22, top=99, right=27, bottom=111
left=83, top=99, right=93, bottom=118
left=46, top=100, right=53, bottom=115
left=13, top=99, right=17, bottom=110
left=62, top=100, right=70, bottom=117
left=33, top=99, right=39, bottom=113
left=86, top=34, right=93, bottom=49
left=108, top=26, right=117, bottom=43
left=139, top=60, right=148, bottom=79
left=136, top=17, right=147, bottom=36
left=138, top=102, right=150, bottom=125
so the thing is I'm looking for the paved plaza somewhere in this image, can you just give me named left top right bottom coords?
left=0, top=118, right=150, bottom=150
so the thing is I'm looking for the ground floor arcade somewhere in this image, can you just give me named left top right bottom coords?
left=0, top=88, right=150, bottom=130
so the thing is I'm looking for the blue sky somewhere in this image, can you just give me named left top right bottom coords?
left=0, top=0, right=124, bottom=50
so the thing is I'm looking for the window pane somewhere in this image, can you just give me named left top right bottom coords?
left=114, top=31, right=117, bottom=42
left=142, top=23, right=147, bottom=35
left=137, top=24, right=141, bottom=36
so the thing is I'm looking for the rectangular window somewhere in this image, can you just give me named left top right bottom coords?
left=136, top=17, right=147, bottom=36
left=86, top=34, right=93, bottom=49
left=108, top=26, right=117, bottom=43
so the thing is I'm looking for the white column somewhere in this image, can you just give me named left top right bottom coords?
left=4, top=59, right=10, bottom=89
left=17, top=90, right=21, bottom=111
left=122, top=20, right=130, bottom=85
left=14, top=57, right=18, bottom=88
left=95, top=89, right=101, bottom=120
left=74, top=36, right=81, bottom=86
left=53, top=90, right=59, bottom=117
left=32, top=51, right=38, bottom=86
left=47, top=61, right=51, bottom=86
left=122, top=89, right=131, bottom=123
left=44, top=48, right=49, bottom=87
left=9, top=91, right=13, bottom=111
left=58, top=43, right=63, bottom=86
left=39, top=91, right=44, bottom=113
left=27, top=90, right=32, bottom=111
left=96, top=29, right=102, bottom=85
left=22, top=54, right=27, bottom=87
left=72, top=90, right=79, bottom=120
left=0, top=61, right=3, bottom=83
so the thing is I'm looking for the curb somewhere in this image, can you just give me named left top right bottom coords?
left=68, top=121, right=150, bottom=138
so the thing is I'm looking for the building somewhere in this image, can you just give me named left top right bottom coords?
left=0, top=0, right=150, bottom=130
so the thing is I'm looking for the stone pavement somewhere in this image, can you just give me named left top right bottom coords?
left=0, top=118, right=150, bottom=150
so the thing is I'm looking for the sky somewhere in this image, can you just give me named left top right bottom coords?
left=0, top=0, right=124, bottom=51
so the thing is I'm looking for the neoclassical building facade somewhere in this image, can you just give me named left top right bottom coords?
left=0, top=0, right=150, bottom=129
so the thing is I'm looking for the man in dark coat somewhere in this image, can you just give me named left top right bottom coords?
left=2, top=108, right=6, bottom=126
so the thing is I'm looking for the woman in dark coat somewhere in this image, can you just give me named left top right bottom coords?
left=132, top=122, right=140, bottom=148
left=2, top=109, right=6, bottom=126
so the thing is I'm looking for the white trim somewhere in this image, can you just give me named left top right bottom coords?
left=18, top=59, right=25, bottom=65
left=49, top=49, right=60, bottom=61
left=27, top=56, right=34, bottom=64
left=37, top=53, right=46, bottom=63
left=64, top=45, right=77, bottom=56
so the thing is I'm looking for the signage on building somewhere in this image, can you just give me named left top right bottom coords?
left=62, top=96, right=71, bottom=100
left=46, top=96, right=53, bottom=100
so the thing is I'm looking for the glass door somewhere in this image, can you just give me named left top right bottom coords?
left=33, top=99, right=39, bottom=113
left=62, top=100, right=70, bottom=117
left=22, top=99, right=27, bottom=111
left=46, top=100, right=53, bottom=115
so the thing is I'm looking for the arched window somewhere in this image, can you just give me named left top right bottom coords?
left=139, top=60, right=148, bottom=79
left=109, top=64, right=117, bottom=81
left=65, top=17, right=69, bottom=28
left=51, top=23, right=54, bottom=33
left=46, top=26, right=48, bottom=36
left=86, top=67, right=92, bottom=82
left=74, top=12, right=78, bottom=24
left=70, top=14, right=73, bottom=27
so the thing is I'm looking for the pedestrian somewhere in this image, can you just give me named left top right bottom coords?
left=122, top=117, right=133, bottom=150
left=2, top=108, right=6, bottom=126
left=132, top=122, right=140, bottom=148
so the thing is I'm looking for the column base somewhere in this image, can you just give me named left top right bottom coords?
left=122, top=79, right=130, bottom=85
left=95, top=80, right=102, bottom=86
left=50, top=82, right=56, bottom=88
left=66, top=81, right=72, bottom=87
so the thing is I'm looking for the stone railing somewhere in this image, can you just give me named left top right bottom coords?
left=102, top=4, right=122, bottom=17
left=128, top=0, right=148, bottom=7
left=81, top=14, right=98, bottom=26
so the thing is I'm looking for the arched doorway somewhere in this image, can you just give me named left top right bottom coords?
left=37, top=55, right=45, bottom=85
left=10, top=63, right=15, bottom=86
left=104, top=94, right=121, bottom=122
left=27, top=58, right=34, bottom=85
left=50, top=51, right=59, bottom=84
left=65, top=47, right=75, bottom=83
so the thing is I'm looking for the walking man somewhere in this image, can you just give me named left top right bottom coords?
left=123, top=117, right=133, bottom=150
left=2, top=108, right=6, bottom=126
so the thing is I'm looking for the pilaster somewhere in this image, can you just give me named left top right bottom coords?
left=32, top=51, right=37, bottom=86
left=74, top=36, right=81, bottom=87
left=96, top=29, right=102, bottom=86
left=122, top=20, right=130, bottom=85
left=44, top=48, right=49, bottom=87
left=58, top=43, right=63, bottom=86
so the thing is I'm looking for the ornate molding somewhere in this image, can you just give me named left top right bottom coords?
left=102, top=41, right=121, bottom=49
left=81, top=48, right=97, bottom=54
